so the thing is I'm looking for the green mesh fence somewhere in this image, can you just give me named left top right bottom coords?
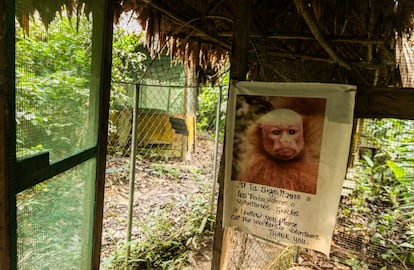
left=14, top=1, right=105, bottom=269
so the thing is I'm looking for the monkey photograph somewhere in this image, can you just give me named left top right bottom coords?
left=232, top=95, right=327, bottom=194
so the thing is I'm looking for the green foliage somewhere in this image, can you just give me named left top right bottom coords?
left=17, top=160, right=95, bottom=269
left=104, top=193, right=215, bottom=269
left=149, top=163, right=181, bottom=178
left=341, top=119, right=414, bottom=268
left=343, top=257, right=369, bottom=270
left=16, top=12, right=93, bottom=160
left=196, top=71, right=229, bottom=141
left=112, top=29, right=146, bottom=83
left=16, top=12, right=147, bottom=159
left=110, top=29, right=146, bottom=110
left=15, top=10, right=149, bottom=268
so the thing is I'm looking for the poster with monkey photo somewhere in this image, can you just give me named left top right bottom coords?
left=223, top=82, right=356, bottom=256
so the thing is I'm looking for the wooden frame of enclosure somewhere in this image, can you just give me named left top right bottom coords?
left=0, top=0, right=115, bottom=269
left=0, top=0, right=11, bottom=268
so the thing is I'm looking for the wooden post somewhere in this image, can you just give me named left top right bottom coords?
left=211, top=1, right=252, bottom=269
left=0, top=0, right=10, bottom=268
left=183, top=43, right=199, bottom=160
left=183, top=64, right=190, bottom=159
left=91, top=0, right=114, bottom=268
left=229, top=0, right=252, bottom=81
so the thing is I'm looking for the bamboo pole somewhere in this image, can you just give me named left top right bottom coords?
left=210, top=86, right=222, bottom=214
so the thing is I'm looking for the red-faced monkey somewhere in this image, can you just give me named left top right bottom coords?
left=237, top=108, right=322, bottom=194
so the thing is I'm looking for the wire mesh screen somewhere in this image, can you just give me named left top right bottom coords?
left=17, top=159, right=96, bottom=269
left=15, top=3, right=98, bottom=163
left=223, top=228, right=297, bottom=270
left=14, top=1, right=104, bottom=269
left=105, top=16, right=412, bottom=268
left=334, top=118, right=414, bottom=269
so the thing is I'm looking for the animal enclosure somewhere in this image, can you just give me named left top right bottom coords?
left=3, top=0, right=414, bottom=269
left=104, top=57, right=413, bottom=268
left=108, top=82, right=188, bottom=159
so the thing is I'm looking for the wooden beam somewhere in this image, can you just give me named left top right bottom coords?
left=266, top=51, right=394, bottom=69
left=217, top=32, right=386, bottom=45
left=211, top=159, right=226, bottom=270
left=293, top=0, right=351, bottom=70
left=355, top=87, right=414, bottom=119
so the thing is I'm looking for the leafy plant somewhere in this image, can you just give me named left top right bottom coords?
left=343, top=257, right=369, bottom=270
left=16, top=12, right=93, bottom=161
left=110, top=29, right=146, bottom=110
left=14, top=9, right=146, bottom=269
left=196, top=71, right=229, bottom=141
left=16, top=11, right=147, bottom=161
left=339, top=119, right=414, bottom=268
left=104, top=193, right=215, bottom=269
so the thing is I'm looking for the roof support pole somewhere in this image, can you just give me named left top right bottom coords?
left=211, top=1, right=252, bottom=270
left=229, top=0, right=252, bottom=80
left=293, top=0, right=351, bottom=70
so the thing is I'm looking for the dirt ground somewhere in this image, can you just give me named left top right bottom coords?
left=100, top=138, right=219, bottom=268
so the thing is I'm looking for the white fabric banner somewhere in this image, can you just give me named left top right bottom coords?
left=223, top=81, right=356, bottom=256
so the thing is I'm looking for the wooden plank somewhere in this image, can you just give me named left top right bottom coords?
left=341, top=180, right=356, bottom=196
left=183, top=63, right=197, bottom=158
left=217, top=32, right=386, bottom=45
left=0, top=84, right=10, bottom=270
left=355, top=87, right=414, bottom=119
left=16, top=152, right=49, bottom=175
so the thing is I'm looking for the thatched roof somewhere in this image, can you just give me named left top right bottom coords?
left=18, top=0, right=414, bottom=86
left=114, top=0, right=414, bottom=86
left=16, top=0, right=97, bottom=30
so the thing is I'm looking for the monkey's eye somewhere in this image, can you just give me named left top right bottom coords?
left=272, top=130, right=281, bottom=135
left=288, top=129, right=297, bottom=134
